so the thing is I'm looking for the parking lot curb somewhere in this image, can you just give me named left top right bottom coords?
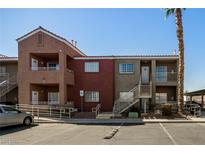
left=34, top=118, right=144, bottom=125
left=34, top=118, right=205, bottom=124
left=143, top=120, right=205, bottom=123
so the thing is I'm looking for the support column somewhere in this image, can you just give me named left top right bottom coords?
left=58, top=50, right=67, bottom=106
left=151, top=60, right=156, bottom=105
left=59, top=83, right=67, bottom=105
left=202, top=94, right=204, bottom=109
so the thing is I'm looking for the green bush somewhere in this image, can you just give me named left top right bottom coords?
left=162, top=104, right=172, bottom=116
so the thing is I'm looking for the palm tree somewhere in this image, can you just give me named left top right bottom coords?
left=165, top=8, right=185, bottom=113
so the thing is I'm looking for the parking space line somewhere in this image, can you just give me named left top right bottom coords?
left=197, top=123, right=205, bottom=127
left=159, top=123, right=177, bottom=145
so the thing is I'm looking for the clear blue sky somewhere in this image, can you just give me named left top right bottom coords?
left=0, top=8, right=205, bottom=91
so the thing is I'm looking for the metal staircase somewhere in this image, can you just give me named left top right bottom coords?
left=113, top=85, right=140, bottom=115
left=0, top=74, right=17, bottom=98
left=113, top=80, right=152, bottom=115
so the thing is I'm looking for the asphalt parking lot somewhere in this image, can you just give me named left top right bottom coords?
left=1, top=123, right=205, bottom=145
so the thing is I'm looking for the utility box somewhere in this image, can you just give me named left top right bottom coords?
left=128, top=112, right=138, bottom=118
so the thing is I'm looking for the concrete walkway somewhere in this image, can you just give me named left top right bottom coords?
left=34, top=117, right=205, bottom=124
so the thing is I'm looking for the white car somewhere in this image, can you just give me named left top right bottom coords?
left=0, top=105, right=34, bottom=127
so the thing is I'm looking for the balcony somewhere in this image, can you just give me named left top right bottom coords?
left=31, top=66, right=59, bottom=71
left=156, top=72, right=177, bottom=85
left=30, top=53, right=59, bottom=71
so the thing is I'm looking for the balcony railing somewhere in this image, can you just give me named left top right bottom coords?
left=156, top=72, right=177, bottom=82
left=139, top=84, right=152, bottom=98
left=31, top=66, right=59, bottom=71
left=66, top=68, right=74, bottom=73
left=31, top=101, right=60, bottom=105
left=155, top=101, right=177, bottom=104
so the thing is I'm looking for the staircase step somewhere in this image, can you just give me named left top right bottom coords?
left=96, top=112, right=114, bottom=119
left=0, top=75, right=17, bottom=98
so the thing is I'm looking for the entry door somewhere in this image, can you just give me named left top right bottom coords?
left=141, top=66, right=149, bottom=84
left=32, top=91, right=39, bottom=104
left=31, top=58, right=38, bottom=70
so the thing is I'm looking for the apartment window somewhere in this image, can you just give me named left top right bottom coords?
left=156, top=66, right=167, bottom=82
left=156, top=93, right=167, bottom=104
left=84, top=91, right=99, bottom=102
left=119, top=63, right=134, bottom=73
left=85, top=62, right=99, bottom=72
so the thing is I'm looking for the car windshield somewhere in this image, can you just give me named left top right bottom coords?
left=2, top=106, right=20, bottom=114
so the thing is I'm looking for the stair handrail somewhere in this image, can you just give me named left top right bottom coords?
left=113, top=84, right=140, bottom=113
left=114, top=84, right=139, bottom=103
left=92, top=103, right=101, bottom=115
left=0, top=74, right=17, bottom=97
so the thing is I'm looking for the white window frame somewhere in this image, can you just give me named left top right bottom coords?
left=119, top=63, right=134, bottom=74
left=84, top=62, right=99, bottom=72
left=84, top=91, right=99, bottom=102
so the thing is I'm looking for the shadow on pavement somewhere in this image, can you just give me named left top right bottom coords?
left=0, top=124, right=38, bottom=136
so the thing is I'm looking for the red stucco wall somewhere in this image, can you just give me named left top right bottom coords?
left=68, top=59, right=115, bottom=112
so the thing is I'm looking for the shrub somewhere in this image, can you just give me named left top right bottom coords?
left=162, top=104, right=172, bottom=116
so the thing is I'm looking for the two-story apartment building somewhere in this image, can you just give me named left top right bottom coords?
left=2, top=26, right=179, bottom=116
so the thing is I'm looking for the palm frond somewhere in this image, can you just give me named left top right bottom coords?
left=165, top=8, right=175, bottom=18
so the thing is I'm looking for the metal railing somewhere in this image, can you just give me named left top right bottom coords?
left=31, top=101, right=60, bottom=105
left=31, top=66, right=59, bottom=71
left=16, top=104, right=77, bottom=119
left=139, top=83, right=152, bottom=98
left=155, top=101, right=177, bottom=104
left=113, top=77, right=153, bottom=114
left=0, top=75, right=17, bottom=98
left=156, top=72, right=177, bottom=82
left=113, top=85, right=140, bottom=114
left=92, top=104, right=101, bottom=115
left=66, top=68, right=74, bottom=73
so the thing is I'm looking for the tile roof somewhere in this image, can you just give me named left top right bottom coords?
left=0, top=54, right=8, bottom=57
left=0, top=56, right=18, bottom=61
left=74, top=54, right=179, bottom=59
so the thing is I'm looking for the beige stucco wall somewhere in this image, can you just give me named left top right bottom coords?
left=114, top=59, right=141, bottom=99
left=114, top=58, right=178, bottom=105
